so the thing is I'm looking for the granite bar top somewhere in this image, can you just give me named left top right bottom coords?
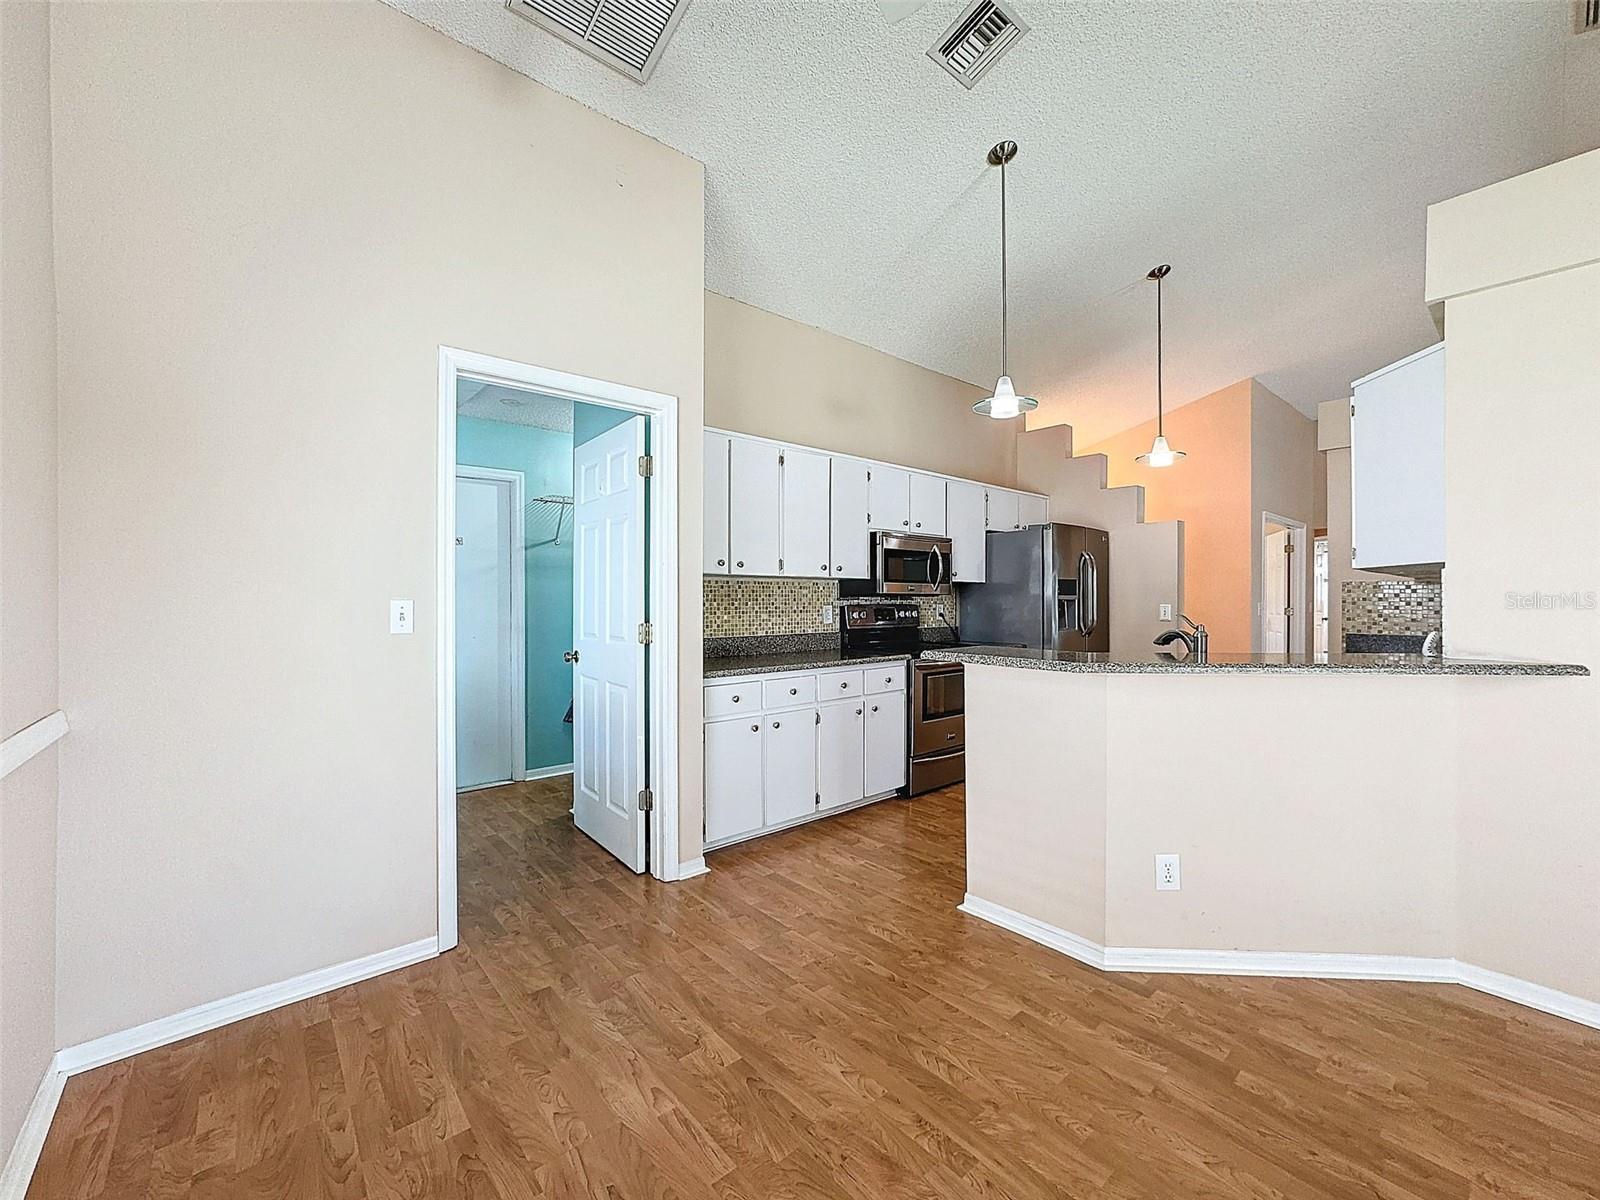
left=919, top=645, right=1589, bottom=677
left=703, top=650, right=912, bottom=680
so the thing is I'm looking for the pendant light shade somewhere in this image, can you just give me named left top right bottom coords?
left=973, top=140, right=1039, bottom=420
left=1135, top=263, right=1186, bottom=466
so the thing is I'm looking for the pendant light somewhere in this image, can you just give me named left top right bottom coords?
left=973, top=140, right=1039, bottom=420
left=1136, top=263, right=1186, bottom=467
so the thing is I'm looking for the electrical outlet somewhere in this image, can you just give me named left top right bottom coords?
left=1155, top=853, right=1181, bottom=891
left=821, top=605, right=834, bottom=625
left=937, top=604, right=946, bottom=620
left=1159, top=603, right=1173, bottom=622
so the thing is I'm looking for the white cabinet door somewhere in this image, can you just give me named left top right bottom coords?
left=763, top=712, right=817, bottom=826
left=728, top=437, right=781, bottom=576
left=817, top=699, right=866, bottom=811
left=1018, top=493, right=1049, bottom=528
left=865, top=690, right=907, bottom=797
left=987, top=488, right=1020, bottom=532
left=703, top=431, right=730, bottom=574
left=1351, top=343, right=1445, bottom=571
left=947, top=480, right=988, bottom=584
left=909, top=474, right=947, bottom=536
left=829, top=457, right=871, bottom=579
left=781, top=447, right=832, bottom=578
left=869, top=465, right=911, bottom=532
left=704, top=717, right=763, bottom=845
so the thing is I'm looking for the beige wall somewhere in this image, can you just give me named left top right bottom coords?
left=49, top=0, right=705, bottom=1046
left=0, top=0, right=61, bottom=1159
left=1428, top=151, right=1600, bottom=1001
left=1248, top=381, right=1317, bottom=653
left=705, top=292, right=1014, bottom=485
left=1081, top=382, right=1255, bottom=651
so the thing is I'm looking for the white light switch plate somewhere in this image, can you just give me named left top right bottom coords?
left=390, top=599, right=414, bottom=634
left=1159, top=604, right=1173, bottom=622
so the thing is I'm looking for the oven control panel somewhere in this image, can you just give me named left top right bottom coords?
left=842, top=603, right=920, bottom=630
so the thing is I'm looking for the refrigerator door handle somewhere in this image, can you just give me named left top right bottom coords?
left=1079, top=550, right=1097, bottom=637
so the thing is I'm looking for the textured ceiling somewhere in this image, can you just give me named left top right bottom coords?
left=457, top=380, right=573, bottom=432
left=396, top=0, right=1583, bottom=444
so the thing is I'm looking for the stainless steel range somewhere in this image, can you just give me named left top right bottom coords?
left=839, top=603, right=966, bottom=796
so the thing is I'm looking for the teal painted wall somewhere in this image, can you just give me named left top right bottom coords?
left=572, top=402, right=634, bottom=447
left=457, top=416, right=574, bottom=774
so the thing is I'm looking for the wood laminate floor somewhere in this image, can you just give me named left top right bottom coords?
left=29, top=779, right=1600, bottom=1198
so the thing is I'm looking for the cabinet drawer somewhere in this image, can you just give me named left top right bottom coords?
left=864, top=662, right=906, bottom=695
left=816, top=668, right=864, bottom=699
left=704, top=680, right=760, bottom=719
left=763, top=675, right=817, bottom=709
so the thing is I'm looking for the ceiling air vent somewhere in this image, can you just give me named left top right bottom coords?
left=504, top=0, right=691, bottom=83
left=1578, top=0, right=1600, bottom=34
left=927, top=0, right=1029, bottom=90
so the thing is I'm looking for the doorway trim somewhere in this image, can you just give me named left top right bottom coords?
left=454, top=465, right=527, bottom=786
left=1259, top=511, right=1308, bottom=655
left=438, top=346, right=683, bottom=953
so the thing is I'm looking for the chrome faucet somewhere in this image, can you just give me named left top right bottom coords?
left=1153, top=614, right=1209, bottom=660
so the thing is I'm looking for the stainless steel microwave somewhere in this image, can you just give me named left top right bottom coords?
left=871, top=532, right=953, bottom=596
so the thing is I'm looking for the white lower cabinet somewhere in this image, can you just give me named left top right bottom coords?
left=703, top=664, right=909, bottom=850
left=704, top=718, right=763, bottom=845
left=818, top=699, right=866, bottom=811
left=762, top=713, right=816, bottom=825
left=865, top=690, right=908, bottom=797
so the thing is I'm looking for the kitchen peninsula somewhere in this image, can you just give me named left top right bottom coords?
left=923, top=645, right=1595, bottom=1020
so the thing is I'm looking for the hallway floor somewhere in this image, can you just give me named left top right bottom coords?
left=28, top=778, right=1600, bottom=1198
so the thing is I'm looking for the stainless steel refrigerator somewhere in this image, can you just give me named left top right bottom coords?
left=959, top=523, right=1111, bottom=653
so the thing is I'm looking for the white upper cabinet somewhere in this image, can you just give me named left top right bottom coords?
left=947, top=479, right=988, bottom=583
left=987, top=488, right=1020, bottom=533
left=728, top=437, right=781, bottom=575
left=703, top=431, right=730, bottom=574
left=1351, top=343, right=1445, bottom=571
left=829, top=456, right=871, bottom=579
left=780, top=447, right=832, bottom=577
left=909, top=473, right=947, bottom=536
left=1018, top=493, right=1049, bottom=528
left=868, top=465, right=911, bottom=532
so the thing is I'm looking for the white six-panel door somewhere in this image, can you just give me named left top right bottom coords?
left=572, top=417, right=648, bottom=872
left=455, top=475, right=515, bottom=790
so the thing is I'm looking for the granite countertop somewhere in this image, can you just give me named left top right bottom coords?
left=919, top=644, right=1590, bottom=677
left=703, top=650, right=912, bottom=680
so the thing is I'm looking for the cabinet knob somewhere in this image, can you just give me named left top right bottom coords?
left=871, top=705, right=879, bottom=712
left=731, top=695, right=740, bottom=703
left=915, top=521, right=922, bottom=528
left=903, top=520, right=909, bottom=526
left=736, top=561, right=744, bottom=568
left=821, top=564, right=828, bottom=571
left=773, top=721, right=781, bottom=729
left=788, top=687, right=797, bottom=695
left=840, top=681, right=849, bottom=689
left=717, top=558, right=726, bottom=566
left=835, top=564, right=842, bottom=572
left=751, top=724, right=759, bottom=732
left=855, top=708, right=863, bottom=715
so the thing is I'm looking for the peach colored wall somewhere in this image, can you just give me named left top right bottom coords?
left=1080, top=381, right=1254, bottom=652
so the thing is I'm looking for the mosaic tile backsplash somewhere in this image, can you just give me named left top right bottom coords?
left=1342, top=579, right=1442, bottom=636
left=703, top=577, right=958, bottom=638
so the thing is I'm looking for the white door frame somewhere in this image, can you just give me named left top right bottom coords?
left=1259, top=511, right=1308, bottom=655
left=454, top=465, right=527, bottom=787
left=438, top=346, right=683, bottom=953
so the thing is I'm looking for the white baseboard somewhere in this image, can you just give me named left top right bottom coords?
left=522, top=762, right=574, bottom=782
left=676, top=857, right=709, bottom=879
left=959, top=894, right=1600, bottom=1031
left=55, top=936, right=439, bottom=1076
left=0, top=1057, right=67, bottom=1200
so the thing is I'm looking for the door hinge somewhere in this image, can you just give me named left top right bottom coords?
left=637, top=454, right=654, bottom=478
left=1350, top=402, right=1356, bottom=418
left=778, top=451, right=785, bottom=466
left=637, top=621, right=654, bottom=644
left=778, top=557, right=785, bottom=572
left=1351, top=547, right=1357, bottom=563
left=815, top=711, right=821, bottom=726
left=1286, top=542, right=1295, bottom=555
left=637, top=787, right=654, bottom=812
